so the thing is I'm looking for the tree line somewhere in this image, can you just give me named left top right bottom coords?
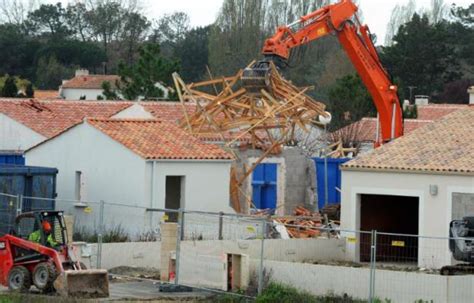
left=0, top=0, right=472, bottom=129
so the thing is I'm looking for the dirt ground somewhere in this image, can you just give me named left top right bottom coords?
left=108, top=266, right=161, bottom=282
left=0, top=279, right=213, bottom=303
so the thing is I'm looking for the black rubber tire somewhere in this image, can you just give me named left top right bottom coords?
left=32, top=262, right=57, bottom=293
left=7, top=266, right=31, bottom=292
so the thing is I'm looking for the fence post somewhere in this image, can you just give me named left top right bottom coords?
left=16, top=194, right=22, bottom=216
left=218, top=211, right=224, bottom=240
left=257, top=219, right=266, bottom=295
left=96, top=200, right=105, bottom=269
left=175, top=208, right=183, bottom=285
left=369, top=230, right=377, bottom=302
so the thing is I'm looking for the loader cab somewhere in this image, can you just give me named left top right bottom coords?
left=14, top=211, right=68, bottom=248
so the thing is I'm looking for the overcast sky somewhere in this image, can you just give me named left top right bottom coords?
left=48, top=0, right=472, bottom=45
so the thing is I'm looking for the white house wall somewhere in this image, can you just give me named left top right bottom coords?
left=146, top=161, right=234, bottom=214
left=0, top=113, right=46, bottom=151
left=112, top=103, right=154, bottom=119
left=61, top=88, right=104, bottom=100
left=340, top=170, right=474, bottom=268
left=25, top=123, right=148, bottom=234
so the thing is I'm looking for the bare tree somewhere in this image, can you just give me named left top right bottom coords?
left=0, top=0, right=39, bottom=24
left=385, top=0, right=416, bottom=45
left=429, top=0, right=447, bottom=24
left=385, top=0, right=447, bottom=45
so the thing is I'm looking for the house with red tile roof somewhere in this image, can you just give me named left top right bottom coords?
left=59, top=69, right=121, bottom=100
left=335, top=103, right=469, bottom=154
left=25, top=118, right=235, bottom=234
left=340, top=106, right=474, bottom=269
left=0, top=98, right=131, bottom=151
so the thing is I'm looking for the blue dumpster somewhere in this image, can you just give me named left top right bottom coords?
left=313, top=158, right=350, bottom=210
left=0, top=152, right=25, bottom=165
left=0, top=165, right=58, bottom=234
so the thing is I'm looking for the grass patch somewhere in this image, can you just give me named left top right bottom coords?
left=214, top=283, right=369, bottom=303
left=72, top=224, right=129, bottom=243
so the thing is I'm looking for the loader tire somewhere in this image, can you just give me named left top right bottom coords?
left=7, top=266, right=31, bottom=292
left=32, top=262, right=57, bottom=293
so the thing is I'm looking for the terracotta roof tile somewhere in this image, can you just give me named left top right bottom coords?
left=87, top=118, right=233, bottom=160
left=34, top=90, right=59, bottom=99
left=62, top=75, right=120, bottom=89
left=0, top=99, right=131, bottom=138
left=141, top=102, right=196, bottom=123
left=342, top=107, right=474, bottom=175
left=339, top=118, right=433, bottom=142
left=338, top=104, right=470, bottom=142
left=417, top=104, right=468, bottom=120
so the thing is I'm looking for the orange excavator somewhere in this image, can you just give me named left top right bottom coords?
left=242, top=0, right=404, bottom=145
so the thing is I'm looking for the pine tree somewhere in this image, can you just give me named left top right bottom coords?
left=117, top=44, right=179, bottom=101
left=1, top=75, right=18, bottom=97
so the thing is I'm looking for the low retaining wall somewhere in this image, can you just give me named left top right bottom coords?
left=81, top=237, right=345, bottom=270
left=262, top=260, right=474, bottom=303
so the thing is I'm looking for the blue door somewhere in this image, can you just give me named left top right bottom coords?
left=252, top=163, right=277, bottom=209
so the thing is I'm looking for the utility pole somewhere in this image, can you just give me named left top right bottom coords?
left=408, top=86, right=417, bottom=103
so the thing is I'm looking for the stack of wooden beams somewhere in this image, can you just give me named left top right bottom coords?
left=173, top=62, right=329, bottom=212
left=173, top=61, right=328, bottom=151
left=325, top=139, right=357, bottom=158
left=274, top=206, right=323, bottom=238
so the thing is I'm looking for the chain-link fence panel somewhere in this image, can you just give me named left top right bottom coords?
left=177, top=211, right=265, bottom=296
left=373, top=232, right=474, bottom=302
left=0, top=192, right=19, bottom=235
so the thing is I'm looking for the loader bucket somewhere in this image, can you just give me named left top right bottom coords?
left=53, top=269, right=109, bottom=298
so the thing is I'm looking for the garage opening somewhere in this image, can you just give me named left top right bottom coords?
left=360, top=194, right=419, bottom=264
left=165, top=176, right=184, bottom=222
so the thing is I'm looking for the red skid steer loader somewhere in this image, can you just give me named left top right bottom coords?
left=0, top=211, right=109, bottom=297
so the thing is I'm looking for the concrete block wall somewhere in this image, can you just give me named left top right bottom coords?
left=233, top=146, right=316, bottom=214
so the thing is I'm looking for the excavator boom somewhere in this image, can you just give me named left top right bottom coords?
left=242, top=0, right=403, bottom=145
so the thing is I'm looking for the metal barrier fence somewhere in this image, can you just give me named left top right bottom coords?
left=2, top=191, right=474, bottom=302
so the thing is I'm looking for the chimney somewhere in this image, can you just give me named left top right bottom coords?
left=75, top=69, right=89, bottom=77
left=415, top=95, right=429, bottom=106
left=468, top=86, right=474, bottom=105
left=403, top=100, right=410, bottom=111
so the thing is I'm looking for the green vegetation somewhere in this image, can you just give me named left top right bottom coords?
left=72, top=225, right=129, bottom=243
left=117, top=44, right=179, bottom=100
left=0, top=0, right=471, bottom=126
left=215, top=283, right=383, bottom=303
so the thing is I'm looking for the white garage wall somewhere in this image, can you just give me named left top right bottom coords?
left=0, top=113, right=46, bottom=151
left=341, top=169, right=474, bottom=268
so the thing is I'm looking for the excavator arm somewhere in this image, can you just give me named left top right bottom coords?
left=243, top=0, right=403, bottom=144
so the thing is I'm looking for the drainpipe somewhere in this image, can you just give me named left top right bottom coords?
left=149, top=161, right=156, bottom=228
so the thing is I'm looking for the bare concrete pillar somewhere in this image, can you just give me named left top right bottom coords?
left=160, top=223, right=178, bottom=281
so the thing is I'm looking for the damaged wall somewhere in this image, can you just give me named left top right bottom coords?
left=233, top=146, right=316, bottom=215
left=452, top=193, right=474, bottom=220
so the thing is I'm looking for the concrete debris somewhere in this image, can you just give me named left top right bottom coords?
left=274, top=207, right=324, bottom=238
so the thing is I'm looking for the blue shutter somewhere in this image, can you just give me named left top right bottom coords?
left=252, top=163, right=277, bottom=209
